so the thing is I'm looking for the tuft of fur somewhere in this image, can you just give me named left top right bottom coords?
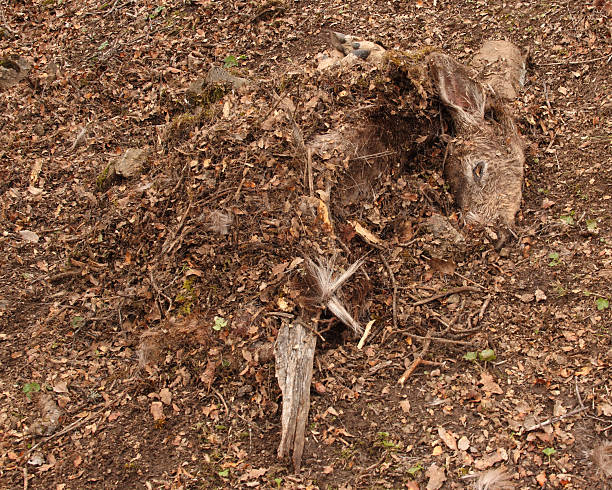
left=207, top=210, right=232, bottom=235
left=473, top=468, right=514, bottom=490
left=304, top=256, right=364, bottom=334
left=591, top=441, right=612, bottom=478
left=137, top=315, right=212, bottom=370
left=137, top=330, right=161, bottom=368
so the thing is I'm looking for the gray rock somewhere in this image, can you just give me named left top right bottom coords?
left=114, top=148, right=149, bottom=178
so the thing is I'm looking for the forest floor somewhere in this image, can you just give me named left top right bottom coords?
left=0, top=0, right=611, bottom=488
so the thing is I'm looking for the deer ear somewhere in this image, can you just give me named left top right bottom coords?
left=429, top=53, right=485, bottom=120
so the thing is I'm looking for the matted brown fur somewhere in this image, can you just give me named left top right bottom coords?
left=315, top=33, right=527, bottom=228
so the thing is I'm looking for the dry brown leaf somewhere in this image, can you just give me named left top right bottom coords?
left=429, top=257, right=456, bottom=276
left=399, top=399, right=411, bottom=413
left=541, top=198, right=555, bottom=209
left=316, top=198, right=332, bottom=232
left=200, top=358, right=218, bottom=391
left=598, top=403, right=612, bottom=417
left=425, top=463, right=446, bottom=490
left=150, top=401, right=164, bottom=421
left=480, top=372, right=504, bottom=395
left=53, top=381, right=69, bottom=393
left=160, top=388, right=172, bottom=405
left=438, top=427, right=458, bottom=451
left=474, top=448, right=508, bottom=470
left=349, top=220, right=382, bottom=245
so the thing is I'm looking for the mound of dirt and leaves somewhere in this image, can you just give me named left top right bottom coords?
left=0, top=0, right=611, bottom=488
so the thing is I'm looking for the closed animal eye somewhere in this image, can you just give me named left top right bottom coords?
left=472, top=161, right=486, bottom=183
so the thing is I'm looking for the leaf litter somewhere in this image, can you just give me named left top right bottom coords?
left=0, top=0, right=610, bottom=488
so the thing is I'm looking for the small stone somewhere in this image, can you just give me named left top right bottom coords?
left=114, top=148, right=148, bottom=178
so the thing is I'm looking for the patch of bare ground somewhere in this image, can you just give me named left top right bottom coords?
left=0, top=0, right=610, bottom=489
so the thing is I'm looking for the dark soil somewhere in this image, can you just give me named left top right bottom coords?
left=0, top=0, right=610, bottom=489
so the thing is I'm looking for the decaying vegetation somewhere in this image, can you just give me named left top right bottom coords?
left=0, top=1, right=610, bottom=488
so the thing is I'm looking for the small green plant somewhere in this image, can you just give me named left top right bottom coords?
left=586, top=219, right=598, bottom=232
left=71, top=316, right=85, bottom=329
left=559, top=214, right=574, bottom=225
left=407, top=463, right=424, bottom=476
left=97, top=40, right=108, bottom=51
left=223, top=55, right=238, bottom=68
left=223, top=54, right=247, bottom=68
left=175, top=279, right=196, bottom=315
left=463, top=349, right=496, bottom=362
left=218, top=468, right=229, bottom=477
left=376, top=431, right=397, bottom=448
left=464, top=351, right=477, bottom=361
left=596, top=298, right=609, bottom=311
left=23, top=382, right=41, bottom=399
left=96, top=162, right=113, bottom=190
left=149, top=5, right=164, bottom=19
left=552, top=281, right=567, bottom=296
left=213, top=316, right=228, bottom=331
left=543, top=447, right=556, bottom=459
left=478, top=349, right=496, bottom=361
left=548, top=252, right=561, bottom=267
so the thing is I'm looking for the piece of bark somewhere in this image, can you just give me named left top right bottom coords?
left=275, top=322, right=317, bottom=471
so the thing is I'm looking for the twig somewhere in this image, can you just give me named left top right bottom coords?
left=350, top=150, right=396, bottom=161
left=161, top=203, right=192, bottom=256
left=213, top=387, right=230, bottom=417
left=379, top=252, right=398, bottom=331
left=453, top=271, right=486, bottom=289
left=0, top=7, right=17, bottom=37
left=357, top=320, right=375, bottom=349
left=266, top=311, right=295, bottom=319
left=159, top=162, right=190, bottom=217
left=257, top=87, right=289, bottom=126
left=148, top=270, right=172, bottom=316
left=412, top=286, right=480, bottom=306
left=398, top=328, right=436, bottom=385
left=295, top=318, right=326, bottom=342
left=231, top=166, right=249, bottom=203
left=25, top=412, right=95, bottom=459
left=471, top=294, right=492, bottom=327
left=537, top=54, right=611, bottom=66
left=575, top=376, right=584, bottom=409
left=102, top=0, right=131, bottom=17
left=306, top=147, right=314, bottom=197
left=441, top=141, right=450, bottom=175
left=545, top=132, right=556, bottom=153
left=46, top=270, right=81, bottom=283
left=543, top=82, right=553, bottom=115
left=524, top=406, right=587, bottom=432
left=451, top=326, right=482, bottom=335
